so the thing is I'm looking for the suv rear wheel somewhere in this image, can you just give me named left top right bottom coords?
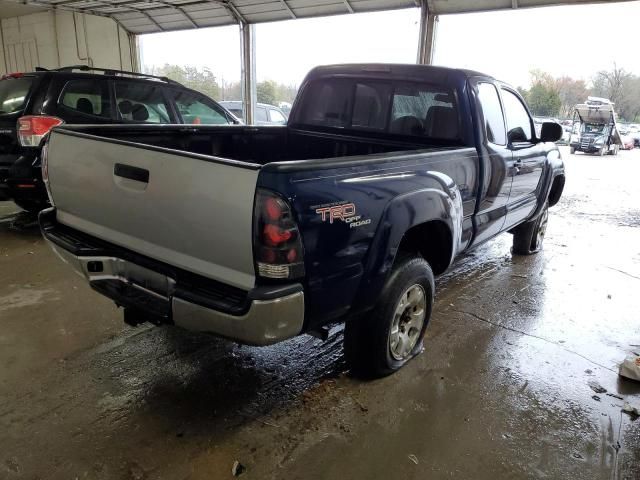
left=344, top=256, right=434, bottom=378
left=14, top=197, right=46, bottom=214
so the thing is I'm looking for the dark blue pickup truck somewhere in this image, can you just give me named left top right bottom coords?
left=40, top=64, right=565, bottom=377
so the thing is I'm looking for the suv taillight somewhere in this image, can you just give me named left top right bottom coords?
left=17, top=115, right=63, bottom=147
left=253, top=189, right=305, bottom=280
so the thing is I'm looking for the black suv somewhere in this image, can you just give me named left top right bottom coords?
left=0, top=65, right=239, bottom=212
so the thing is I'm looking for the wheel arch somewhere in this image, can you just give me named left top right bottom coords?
left=548, top=174, right=565, bottom=207
left=395, top=220, right=454, bottom=275
left=349, top=184, right=461, bottom=314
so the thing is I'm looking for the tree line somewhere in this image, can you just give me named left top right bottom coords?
left=518, top=64, right=640, bottom=122
left=145, top=64, right=298, bottom=106
left=147, top=63, right=640, bottom=122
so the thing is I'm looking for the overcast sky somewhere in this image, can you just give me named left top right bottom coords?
left=140, top=1, right=640, bottom=88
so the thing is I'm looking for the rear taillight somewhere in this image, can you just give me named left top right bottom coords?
left=253, top=189, right=305, bottom=280
left=0, top=72, right=24, bottom=80
left=17, top=115, right=63, bottom=147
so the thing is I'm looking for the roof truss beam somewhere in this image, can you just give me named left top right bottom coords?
left=3, top=0, right=638, bottom=34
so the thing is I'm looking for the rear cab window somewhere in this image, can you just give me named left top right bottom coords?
left=59, top=79, right=111, bottom=119
left=114, top=81, right=172, bottom=124
left=294, top=78, right=460, bottom=141
left=0, top=76, right=35, bottom=115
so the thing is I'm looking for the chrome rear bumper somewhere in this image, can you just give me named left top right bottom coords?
left=42, top=211, right=304, bottom=346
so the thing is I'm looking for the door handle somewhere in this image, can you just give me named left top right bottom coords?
left=514, top=158, right=522, bottom=174
left=114, top=163, right=149, bottom=183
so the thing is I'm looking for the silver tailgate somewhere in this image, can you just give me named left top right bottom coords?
left=46, top=129, right=259, bottom=290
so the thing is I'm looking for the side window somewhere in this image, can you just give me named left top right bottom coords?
left=171, top=90, right=230, bottom=125
left=0, top=77, right=34, bottom=114
left=352, top=83, right=391, bottom=130
left=255, top=107, right=268, bottom=122
left=60, top=80, right=110, bottom=118
left=114, top=82, right=171, bottom=124
left=477, top=83, right=506, bottom=145
left=501, top=89, right=533, bottom=143
left=269, top=108, right=287, bottom=124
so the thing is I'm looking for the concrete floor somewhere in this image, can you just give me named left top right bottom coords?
left=1, top=146, right=639, bottom=479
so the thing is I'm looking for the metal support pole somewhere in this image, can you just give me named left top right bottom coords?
left=416, top=1, right=438, bottom=65
left=240, top=22, right=256, bottom=125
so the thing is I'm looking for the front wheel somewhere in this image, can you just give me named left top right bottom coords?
left=344, top=256, right=434, bottom=378
left=512, top=202, right=549, bottom=255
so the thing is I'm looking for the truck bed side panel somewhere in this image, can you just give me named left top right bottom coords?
left=259, top=147, right=478, bottom=328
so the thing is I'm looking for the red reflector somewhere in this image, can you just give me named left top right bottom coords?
left=286, top=249, right=297, bottom=262
left=262, top=249, right=277, bottom=263
left=263, top=224, right=292, bottom=246
left=265, top=197, right=283, bottom=221
left=17, top=184, right=36, bottom=188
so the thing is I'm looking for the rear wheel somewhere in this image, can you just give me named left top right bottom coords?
left=569, top=147, right=575, bottom=154
left=344, top=256, right=434, bottom=378
left=512, top=202, right=549, bottom=255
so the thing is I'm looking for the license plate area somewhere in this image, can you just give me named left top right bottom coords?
left=78, top=256, right=175, bottom=320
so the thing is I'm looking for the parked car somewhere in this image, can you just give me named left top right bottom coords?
left=0, top=65, right=239, bottom=212
left=219, top=101, right=288, bottom=125
left=278, top=102, right=292, bottom=117
left=621, top=134, right=635, bottom=150
left=40, top=64, right=565, bottom=377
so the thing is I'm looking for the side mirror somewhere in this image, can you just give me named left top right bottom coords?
left=540, top=122, right=563, bottom=143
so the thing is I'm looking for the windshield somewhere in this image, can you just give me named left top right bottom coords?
left=0, top=77, right=34, bottom=115
left=583, top=123, right=605, bottom=134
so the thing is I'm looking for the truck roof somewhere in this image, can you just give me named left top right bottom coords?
left=304, top=63, right=495, bottom=85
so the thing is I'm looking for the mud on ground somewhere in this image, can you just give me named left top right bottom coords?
left=1, top=147, right=639, bottom=479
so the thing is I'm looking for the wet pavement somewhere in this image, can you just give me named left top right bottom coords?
left=1, top=146, right=639, bottom=479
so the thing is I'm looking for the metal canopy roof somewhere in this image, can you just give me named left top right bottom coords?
left=1, top=0, right=635, bottom=33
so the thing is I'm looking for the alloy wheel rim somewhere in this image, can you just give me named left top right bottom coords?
left=389, top=284, right=427, bottom=361
left=535, top=208, right=549, bottom=250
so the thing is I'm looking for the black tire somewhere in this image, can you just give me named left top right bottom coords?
left=512, top=202, right=549, bottom=255
left=13, top=198, right=46, bottom=214
left=344, top=256, right=434, bottom=378
left=569, top=147, right=575, bottom=154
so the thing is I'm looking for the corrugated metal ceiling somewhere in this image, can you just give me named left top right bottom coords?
left=0, top=0, right=635, bottom=33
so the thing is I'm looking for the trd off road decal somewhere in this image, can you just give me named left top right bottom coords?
left=313, top=201, right=372, bottom=229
